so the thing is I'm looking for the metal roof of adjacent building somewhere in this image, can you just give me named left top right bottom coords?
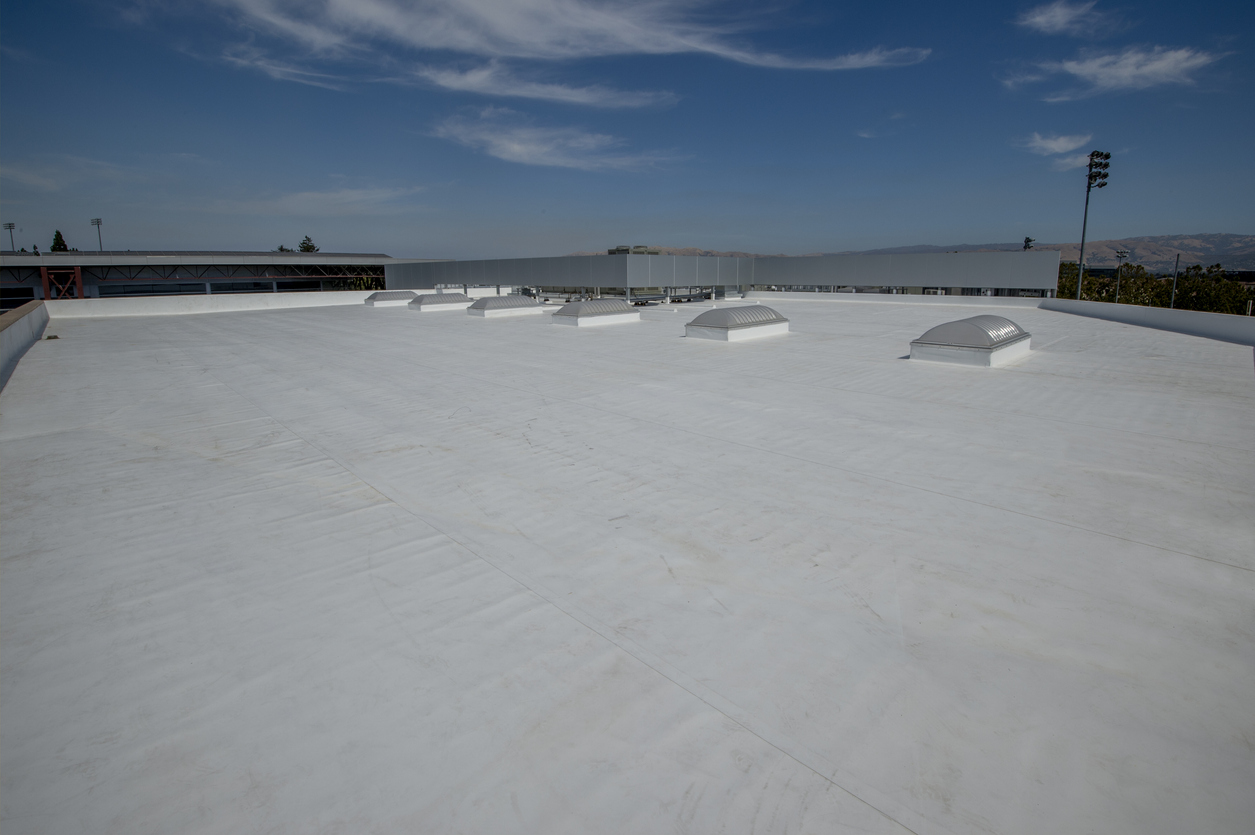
left=2, top=295, right=1251, bottom=835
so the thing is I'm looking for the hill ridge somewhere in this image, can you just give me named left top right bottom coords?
left=568, top=233, right=1255, bottom=271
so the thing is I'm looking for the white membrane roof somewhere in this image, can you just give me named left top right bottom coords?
left=2, top=299, right=1252, bottom=834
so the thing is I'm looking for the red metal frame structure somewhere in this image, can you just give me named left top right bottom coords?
left=40, top=266, right=84, bottom=300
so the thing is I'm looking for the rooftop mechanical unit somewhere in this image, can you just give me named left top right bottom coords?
left=685, top=305, right=789, bottom=342
left=467, top=295, right=549, bottom=318
left=364, top=290, right=417, bottom=307
left=910, top=315, right=1032, bottom=366
left=552, top=298, right=641, bottom=327
left=408, top=292, right=473, bottom=312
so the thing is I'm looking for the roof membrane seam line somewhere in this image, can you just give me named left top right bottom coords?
left=570, top=351, right=1255, bottom=453
left=167, top=350, right=931, bottom=835
left=367, top=350, right=1248, bottom=569
left=450, top=328, right=1255, bottom=451
left=376, top=527, right=931, bottom=835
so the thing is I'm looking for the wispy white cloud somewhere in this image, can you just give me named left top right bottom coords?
left=223, top=44, right=347, bottom=90
left=1044, top=46, right=1219, bottom=98
left=433, top=107, right=672, bottom=171
left=211, top=0, right=929, bottom=71
left=1006, top=45, right=1222, bottom=100
left=1022, top=131, right=1091, bottom=155
left=1052, top=152, right=1091, bottom=170
left=1, top=155, right=137, bottom=192
left=219, top=186, right=427, bottom=217
left=1016, top=1, right=1108, bottom=36
left=1, top=165, right=61, bottom=191
left=706, top=45, right=930, bottom=70
left=415, top=61, right=674, bottom=107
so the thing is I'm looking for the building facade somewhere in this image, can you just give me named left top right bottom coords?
left=386, top=250, right=1061, bottom=300
left=0, top=251, right=431, bottom=310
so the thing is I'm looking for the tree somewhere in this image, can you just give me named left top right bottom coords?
left=298, top=236, right=319, bottom=253
left=50, top=230, right=68, bottom=252
left=1056, top=261, right=1254, bottom=314
left=1172, top=264, right=1253, bottom=315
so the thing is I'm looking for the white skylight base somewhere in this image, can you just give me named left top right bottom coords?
left=553, top=312, right=641, bottom=327
left=685, top=321, right=790, bottom=341
left=410, top=300, right=473, bottom=312
left=468, top=306, right=551, bottom=318
left=910, top=336, right=1032, bottom=366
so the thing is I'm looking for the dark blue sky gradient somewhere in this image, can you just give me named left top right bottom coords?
left=2, top=0, right=1250, bottom=257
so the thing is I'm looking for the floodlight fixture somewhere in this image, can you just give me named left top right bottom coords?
left=1075, top=151, right=1112, bottom=300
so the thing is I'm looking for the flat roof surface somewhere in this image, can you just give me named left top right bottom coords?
left=3, top=299, right=1252, bottom=834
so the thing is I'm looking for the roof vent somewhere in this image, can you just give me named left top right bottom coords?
left=365, top=290, right=417, bottom=307
left=409, top=292, right=473, bottom=312
left=468, top=295, right=548, bottom=318
left=910, top=315, right=1031, bottom=366
left=553, top=298, right=641, bottom=327
left=685, top=305, right=789, bottom=342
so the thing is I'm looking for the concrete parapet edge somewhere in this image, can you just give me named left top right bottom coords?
left=1039, top=298, right=1255, bottom=347
left=0, top=301, right=49, bottom=392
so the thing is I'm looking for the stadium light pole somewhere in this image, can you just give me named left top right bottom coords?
left=1075, top=150, right=1111, bottom=300
left=91, top=218, right=103, bottom=251
left=1170, top=253, right=1181, bottom=309
left=3, top=223, right=14, bottom=251
left=1114, top=248, right=1129, bottom=304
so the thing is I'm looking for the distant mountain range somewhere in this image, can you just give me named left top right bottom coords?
left=569, top=234, right=1255, bottom=272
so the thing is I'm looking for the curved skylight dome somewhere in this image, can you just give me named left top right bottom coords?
left=469, top=296, right=540, bottom=311
left=687, top=306, right=787, bottom=329
left=553, top=297, right=640, bottom=327
left=685, top=305, right=789, bottom=342
left=554, top=299, right=633, bottom=317
left=467, top=295, right=548, bottom=318
left=409, top=293, right=472, bottom=310
left=910, top=315, right=1032, bottom=367
left=913, top=315, right=1028, bottom=348
left=364, top=290, right=417, bottom=307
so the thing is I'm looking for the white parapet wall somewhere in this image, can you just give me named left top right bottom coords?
left=44, top=291, right=377, bottom=318
left=1039, top=298, right=1255, bottom=347
left=0, top=301, right=50, bottom=391
left=745, top=291, right=1045, bottom=307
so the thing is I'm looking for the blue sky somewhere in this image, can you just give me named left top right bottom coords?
left=1, top=0, right=1250, bottom=258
